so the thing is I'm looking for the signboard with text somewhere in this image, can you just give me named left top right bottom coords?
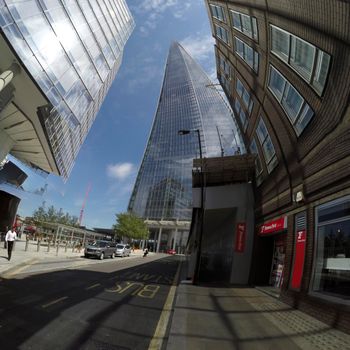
left=235, top=222, right=246, bottom=253
left=290, top=229, right=307, bottom=290
left=259, top=216, right=287, bottom=235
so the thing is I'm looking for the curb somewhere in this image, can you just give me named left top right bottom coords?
left=0, top=258, right=38, bottom=278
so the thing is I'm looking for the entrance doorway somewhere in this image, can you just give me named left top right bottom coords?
left=253, top=232, right=287, bottom=296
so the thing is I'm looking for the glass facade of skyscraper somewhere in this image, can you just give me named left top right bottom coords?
left=128, top=42, right=244, bottom=221
left=0, top=0, right=134, bottom=178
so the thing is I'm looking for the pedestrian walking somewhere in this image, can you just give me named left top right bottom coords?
left=5, top=227, right=17, bottom=261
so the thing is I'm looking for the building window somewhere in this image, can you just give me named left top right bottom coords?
left=219, top=75, right=231, bottom=94
left=312, top=197, right=350, bottom=302
left=234, top=98, right=248, bottom=131
left=234, top=37, right=259, bottom=72
left=236, top=79, right=254, bottom=114
left=256, top=117, right=278, bottom=173
left=250, top=138, right=263, bottom=185
left=210, top=4, right=226, bottom=22
left=230, top=10, right=258, bottom=40
left=268, top=66, right=314, bottom=136
left=271, top=25, right=331, bottom=95
left=215, top=24, right=229, bottom=44
left=219, top=55, right=231, bottom=77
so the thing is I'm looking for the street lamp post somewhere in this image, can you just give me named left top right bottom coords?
left=178, top=129, right=204, bottom=285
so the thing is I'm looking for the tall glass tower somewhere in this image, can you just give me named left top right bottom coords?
left=0, top=0, right=134, bottom=178
left=128, top=42, right=243, bottom=252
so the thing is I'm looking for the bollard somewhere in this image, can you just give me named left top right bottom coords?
left=25, top=237, right=29, bottom=251
left=72, top=241, right=76, bottom=253
left=65, top=241, right=68, bottom=253
left=47, top=240, right=50, bottom=252
left=56, top=241, right=59, bottom=256
left=37, top=239, right=41, bottom=252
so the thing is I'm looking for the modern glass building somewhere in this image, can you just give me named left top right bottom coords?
left=128, top=42, right=244, bottom=252
left=0, top=0, right=134, bottom=178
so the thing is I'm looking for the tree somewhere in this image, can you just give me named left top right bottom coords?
left=32, top=204, right=79, bottom=227
left=32, top=203, right=47, bottom=222
left=113, top=212, right=149, bottom=240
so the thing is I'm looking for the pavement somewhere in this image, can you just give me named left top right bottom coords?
left=167, top=282, right=350, bottom=350
left=0, top=237, right=147, bottom=277
left=2, top=241, right=350, bottom=349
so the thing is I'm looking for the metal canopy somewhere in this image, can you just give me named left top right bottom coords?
left=192, top=154, right=256, bottom=187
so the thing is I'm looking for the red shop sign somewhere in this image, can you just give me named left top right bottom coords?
left=235, top=222, right=246, bottom=253
left=259, top=216, right=287, bottom=235
left=290, top=230, right=307, bottom=290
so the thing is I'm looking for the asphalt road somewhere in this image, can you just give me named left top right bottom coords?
left=0, top=255, right=181, bottom=350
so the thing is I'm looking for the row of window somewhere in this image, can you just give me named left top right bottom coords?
left=268, top=65, right=314, bottom=136
left=271, top=25, right=330, bottom=95
left=236, top=78, right=254, bottom=115
left=215, top=24, right=260, bottom=73
left=211, top=4, right=331, bottom=96
left=249, top=117, right=278, bottom=186
left=210, top=4, right=258, bottom=41
left=211, top=5, right=332, bottom=186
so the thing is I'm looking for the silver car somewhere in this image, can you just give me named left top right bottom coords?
left=85, top=240, right=116, bottom=260
left=115, top=244, right=131, bottom=257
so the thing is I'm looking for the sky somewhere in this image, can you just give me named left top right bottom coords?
left=14, top=0, right=217, bottom=229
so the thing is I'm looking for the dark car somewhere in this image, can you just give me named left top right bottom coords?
left=85, top=240, right=116, bottom=260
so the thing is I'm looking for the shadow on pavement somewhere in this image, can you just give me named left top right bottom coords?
left=0, top=255, right=180, bottom=350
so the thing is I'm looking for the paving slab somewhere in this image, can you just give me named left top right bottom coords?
left=167, top=284, right=350, bottom=350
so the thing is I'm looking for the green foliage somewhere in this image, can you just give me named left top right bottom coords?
left=113, top=212, right=149, bottom=240
left=32, top=203, right=79, bottom=227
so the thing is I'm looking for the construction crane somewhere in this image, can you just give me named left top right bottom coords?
left=78, top=182, right=92, bottom=227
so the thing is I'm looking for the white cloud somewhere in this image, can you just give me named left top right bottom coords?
left=107, top=163, right=135, bottom=180
left=133, top=0, right=192, bottom=36
left=180, top=34, right=215, bottom=63
left=138, top=0, right=179, bottom=13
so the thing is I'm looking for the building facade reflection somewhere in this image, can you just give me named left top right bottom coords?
left=0, top=0, right=134, bottom=178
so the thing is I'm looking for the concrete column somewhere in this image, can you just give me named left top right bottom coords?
left=156, top=228, right=162, bottom=253
left=172, top=229, right=178, bottom=250
left=0, top=63, right=20, bottom=92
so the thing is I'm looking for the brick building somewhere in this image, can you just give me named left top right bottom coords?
left=205, top=0, right=350, bottom=332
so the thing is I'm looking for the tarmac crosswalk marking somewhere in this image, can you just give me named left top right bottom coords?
left=41, top=296, right=68, bottom=309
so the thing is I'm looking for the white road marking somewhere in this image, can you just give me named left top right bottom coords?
left=85, top=283, right=101, bottom=290
left=41, top=296, right=68, bottom=309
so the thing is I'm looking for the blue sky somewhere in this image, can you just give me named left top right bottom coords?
left=16, top=0, right=216, bottom=229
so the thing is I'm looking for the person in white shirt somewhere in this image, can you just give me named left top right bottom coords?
left=5, top=227, right=17, bottom=261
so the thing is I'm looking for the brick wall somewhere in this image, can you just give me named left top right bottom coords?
left=205, top=0, right=350, bottom=333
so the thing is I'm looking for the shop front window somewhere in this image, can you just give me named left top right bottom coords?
left=312, top=198, right=350, bottom=300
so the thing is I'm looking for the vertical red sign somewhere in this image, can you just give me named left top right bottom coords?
left=291, top=230, right=307, bottom=289
left=235, top=223, right=246, bottom=253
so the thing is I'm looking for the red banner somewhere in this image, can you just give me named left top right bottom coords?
left=290, top=230, right=307, bottom=289
left=259, top=216, right=287, bottom=235
left=235, top=223, right=246, bottom=253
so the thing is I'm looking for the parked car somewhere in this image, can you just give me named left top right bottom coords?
left=115, top=244, right=131, bottom=257
left=85, top=240, right=116, bottom=260
left=167, top=249, right=176, bottom=255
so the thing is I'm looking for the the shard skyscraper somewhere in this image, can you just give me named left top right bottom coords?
left=128, top=42, right=243, bottom=252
